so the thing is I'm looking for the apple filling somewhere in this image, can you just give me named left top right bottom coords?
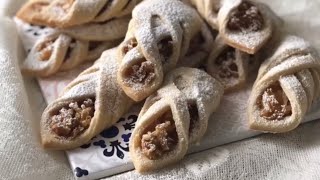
left=141, top=111, right=178, bottom=160
left=36, top=39, right=55, bottom=61
left=257, top=82, right=292, bottom=120
left=50, top=98, right=94, bottom=138
left=215, top=47, right=239, bottom=79
left=227, top=1, right=264, bottom=32
left=124, top=59, right=155, bottom=85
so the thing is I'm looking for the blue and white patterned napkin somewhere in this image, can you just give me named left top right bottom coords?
left=14, top=17, right=320, bottom=180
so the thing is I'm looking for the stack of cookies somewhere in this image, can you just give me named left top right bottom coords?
left=16, top=0, right=320, bottom=173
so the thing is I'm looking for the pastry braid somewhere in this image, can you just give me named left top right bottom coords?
left=16, top=0, right=141, bottom=28
left=117, top=0, right=210, bottom=101
left=248, top=35, right=320, bottom=133
left=41, top=48, right=134, bottom=150
left=130, top=67, right=223, bottom=172
left=22, top=32, right=120, bottom=77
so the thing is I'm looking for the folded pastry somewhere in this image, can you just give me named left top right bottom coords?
left=16, top=0, right=141, bottom=28
left=217, top=0, right=273, bottom=54
left=22, top=32, right=120, bottom=77
left=187, top=0, right=222, bottom=30
left=207, top=35, right=249, bottom=92
left=41, top=48, right=134, bottom=150
left=248, top=35, right=320, bottom=133
left=178, top=22, right=215, bottom=68
left=117, top=0, right=208, bottom=101
left=130, top=67, right=224, bottom=173
left=61, top=16, right=131, bottom=41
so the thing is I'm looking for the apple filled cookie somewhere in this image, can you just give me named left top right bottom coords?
left=206, top=35, right=249, bottom=92
left=117, top=0, right=210, bottom=102
left=130, top=67, right=224, bottom=172
left=16, top=0, right=141, bottom=28
left=40, top=48, right=134, bottom=150
left=218, top=0, right=274, bottom=54
left=22, top=32, right=120, bottom=77
left=60, top=16, right=131, bottom=42
left=248, top=35, right=320, bottom=133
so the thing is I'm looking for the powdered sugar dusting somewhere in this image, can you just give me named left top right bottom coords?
left=117, top=0, right=204, bottom=101
left=249, top=35, right=320, bottom=132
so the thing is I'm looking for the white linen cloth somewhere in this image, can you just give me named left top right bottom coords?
left=0, top=0, right=320, bottom=180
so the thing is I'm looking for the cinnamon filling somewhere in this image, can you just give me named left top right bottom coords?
left=257, top=82, right=292, bottom=120
left=186, top=32, right=205, bottom=56
left=50, top=98, right=95, bottom=138
left=123, top=38, right=138, bottom=54
left=188, top=102, right=199, bottom=135
left=141, top=111, right=178, bottom=160
left=215, top=47, right=239, bottom=79
left=36, top=39, right=55, bottom=61
left=227, top=1, right=264, bottom=32
left=124, top=59, right=155, bottom=85
left=157, top=37, right=173, bottom=63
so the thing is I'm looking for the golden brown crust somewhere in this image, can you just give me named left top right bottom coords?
left=130, top=67, right=224, bottom=172
left=218, top=0, right=273, bottom=54
left=248, top=35, right=320, bottom=133
left=116, top=0, right=206, bottom=102
left=16, top=0, right=140, bottom=28
left=41, top=48, right=135, bottom=150
left=21, top=32, right=119, bottom=77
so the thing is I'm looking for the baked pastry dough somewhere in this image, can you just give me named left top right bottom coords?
left=41, top=48, right=134, bottom=150
left=177, top=22, right=215, bottom=68
left=117, top=0, right=208, bottom=101
left=248, top=35, right=320, bottom=133
left=61, top=16, right=131, bottom=41
left=16, top=0, right=141, bottom=28
left=218, top=0, right=273, bottom=54
left=130, top=67, right=224, bottom=173
left=187, top=0, right=222, bottom=30
left=207, top=35, right=249, bottom=92
left=22, top=32, right=120, bottom=77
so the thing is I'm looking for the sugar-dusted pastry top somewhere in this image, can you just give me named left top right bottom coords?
left=41, top=48, right=135, bottom=150
left=16, top=0, right=141, bottom=28
left=117, top=0, right=211, bottom=102
left=218, top=0, right=274, bottom=54
left=130, top=67, right=224, bottom=173
left=248, top=35, right=320, bottom=133
left=21, top=31, right=121, bottom=77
